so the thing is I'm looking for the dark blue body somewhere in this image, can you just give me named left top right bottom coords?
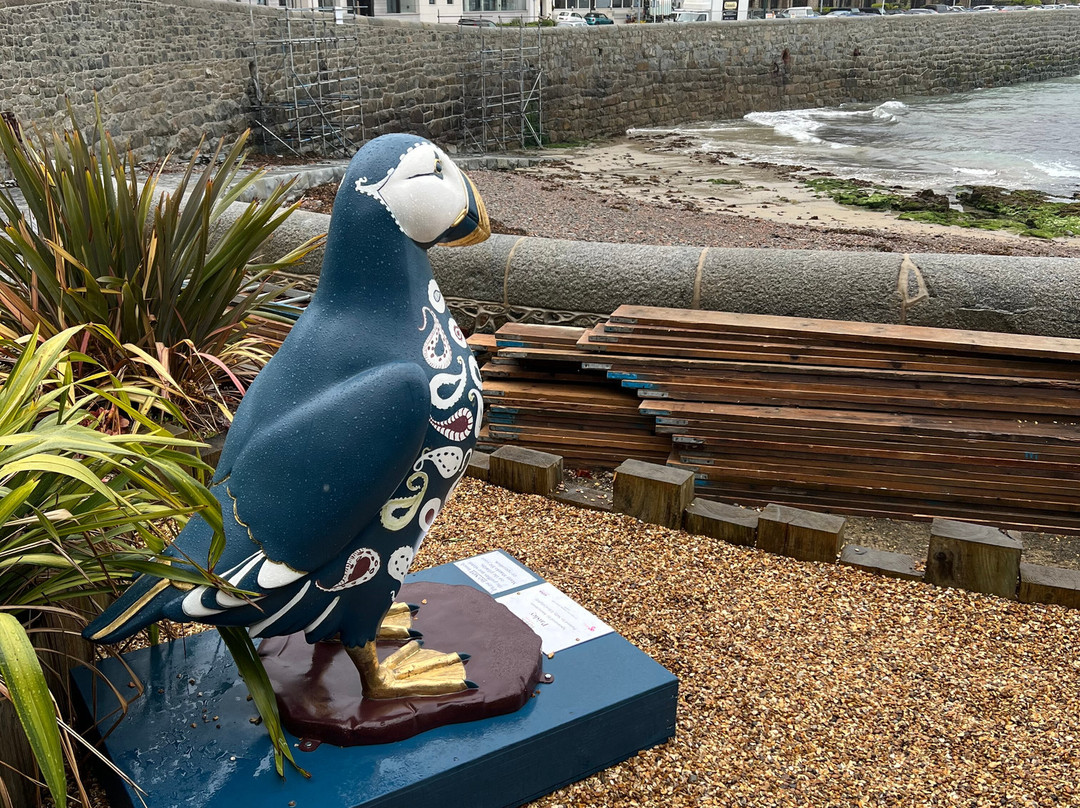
left=86, top=135, right=483, bottom=648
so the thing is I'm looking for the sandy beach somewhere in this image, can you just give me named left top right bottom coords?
left=460, top=135, right=1080, bottom=258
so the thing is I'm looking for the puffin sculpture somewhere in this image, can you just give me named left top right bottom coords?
left=85, top=134, right=490, bottom=700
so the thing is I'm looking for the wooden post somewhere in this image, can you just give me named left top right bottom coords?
left=612, top=459, right=695, bottom=529
left=757, top=504, right=845, bottom=563
left=466, top=451, right=490, bottom=482
left=841, top=545, right=923, bottom=581
left=489, top=446, right=562, bottom=496
left=1018, top=563, right=1080, bottom=609
left=925, top=518, right=1022, bottom=599
left=683, top=498, right=758, bottom=546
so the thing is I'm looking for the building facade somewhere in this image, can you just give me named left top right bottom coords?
left=229, top=0, right=544, bottom=24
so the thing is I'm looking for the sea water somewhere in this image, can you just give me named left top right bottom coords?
left=629, top=75, right=1080, bottom=199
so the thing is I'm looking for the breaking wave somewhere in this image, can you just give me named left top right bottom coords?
left=651, top=79, right=1080, bottom=197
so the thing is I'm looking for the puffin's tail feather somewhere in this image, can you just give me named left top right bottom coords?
left=83, top=575, right=175, bottom=644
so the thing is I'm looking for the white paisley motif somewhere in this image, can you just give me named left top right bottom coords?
left=414, top=446, right=465, bottom=478
left=428, top=279, right=446, bottom=314
left=430, top=407, right=474, bottom=442
left=429, top=357, right=468, bottom=409
left=418, top=498, right=443, bottom=535
left=318, top=549, right=380, bottom=592
left=419, top=306, right=452, bottom=369
left=449, top=316, right=469, bottom=349
left=380, top=472, right=429, bottom=531
left=387, top=547, right=414, bottom=583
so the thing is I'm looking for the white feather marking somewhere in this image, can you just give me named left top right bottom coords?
left=225, top=553, right=262, bottom=586
left=257, top=559, right=307, bottom=589
left=248, top=581, right=312, bottom=638
left=215, top=591, right=250, bottom=609
left=304, top=596, right=341, bottom=636
left=182, top=586, right=224, bottom=618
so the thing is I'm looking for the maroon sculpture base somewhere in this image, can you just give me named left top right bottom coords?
left=257, top=582, right=544, bottom=747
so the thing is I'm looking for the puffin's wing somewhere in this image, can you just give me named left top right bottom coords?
left=221, top=359, right=431, bottom=576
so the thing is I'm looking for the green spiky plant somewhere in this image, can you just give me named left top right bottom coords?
left=0, top=105, right=322, bottom=433
left=0, top=334, right=305, bottom=805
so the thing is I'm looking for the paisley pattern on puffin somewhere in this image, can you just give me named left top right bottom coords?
left=420, top=307, right=453, bottom=370
left=318, top=547, right=381, bottom=592
left=380, top=471, right=430, bottom=531
left=414, top=446, right=466, bottom=478
left=430, top=407, right=475, bottom=442
left=427, top=278, right=446, bottom=314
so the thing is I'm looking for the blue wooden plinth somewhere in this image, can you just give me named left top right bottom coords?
left=73, top=552, right=678, bottom=808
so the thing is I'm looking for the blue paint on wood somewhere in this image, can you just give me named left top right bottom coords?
left=73, top=553, right=678, bottom=808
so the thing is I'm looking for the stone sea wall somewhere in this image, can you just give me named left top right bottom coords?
left=0, top=0, right=1077, bottom=156
left=0, top=0, right=469, bottom=156
left=539, top=12, right=1080, bottom=141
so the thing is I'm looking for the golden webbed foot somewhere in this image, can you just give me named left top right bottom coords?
left=346, top=640, right=476, bottom=700
left=376, top=601, right=421, bottom=641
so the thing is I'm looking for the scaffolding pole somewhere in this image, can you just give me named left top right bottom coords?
left=249, top=4, right=366, bottom=157
left=460, top=23, right=543, bottom=154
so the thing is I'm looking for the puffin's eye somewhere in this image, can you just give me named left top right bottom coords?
left=434, top=160, right=444, bottom=176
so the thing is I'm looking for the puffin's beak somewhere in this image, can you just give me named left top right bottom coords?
left=439, top=173, right=490, bottom=248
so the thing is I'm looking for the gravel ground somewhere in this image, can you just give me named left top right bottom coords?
left=420, top=478, right=1080, bottom=808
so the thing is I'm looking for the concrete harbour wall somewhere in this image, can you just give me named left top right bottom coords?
left=0, top=0, right=1077, bottom=157
left=435, top=236, right=1080, bottom=338
left=240, top=202, right=1080, bottom=338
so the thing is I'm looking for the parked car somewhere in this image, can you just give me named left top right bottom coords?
left=584, top=10, right=615, bottom=23
left=776, top=6, right=821, bottom=16
left=555, top=11, right=585, bottom=21
left=824, top=8, right=859, bottom=15
left=905, top=7, right=938, bottom=12
left=670, top=10, right=708, bottom=20
left=556, top=16, right=588, bottom=25
left=457, top=17, right=497, bottom=26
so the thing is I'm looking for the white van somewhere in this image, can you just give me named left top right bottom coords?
left=778, top=5, right=820, bottom=16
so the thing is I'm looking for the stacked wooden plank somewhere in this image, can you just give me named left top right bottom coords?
left=475, top=323, right=669, bottom=467
left=584, top=306, right=1080, bottom=534
left=246, top=302, right=1080, bottom=531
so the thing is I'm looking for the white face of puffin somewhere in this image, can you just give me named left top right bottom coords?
left=352, top=142, right=489, bottom=247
